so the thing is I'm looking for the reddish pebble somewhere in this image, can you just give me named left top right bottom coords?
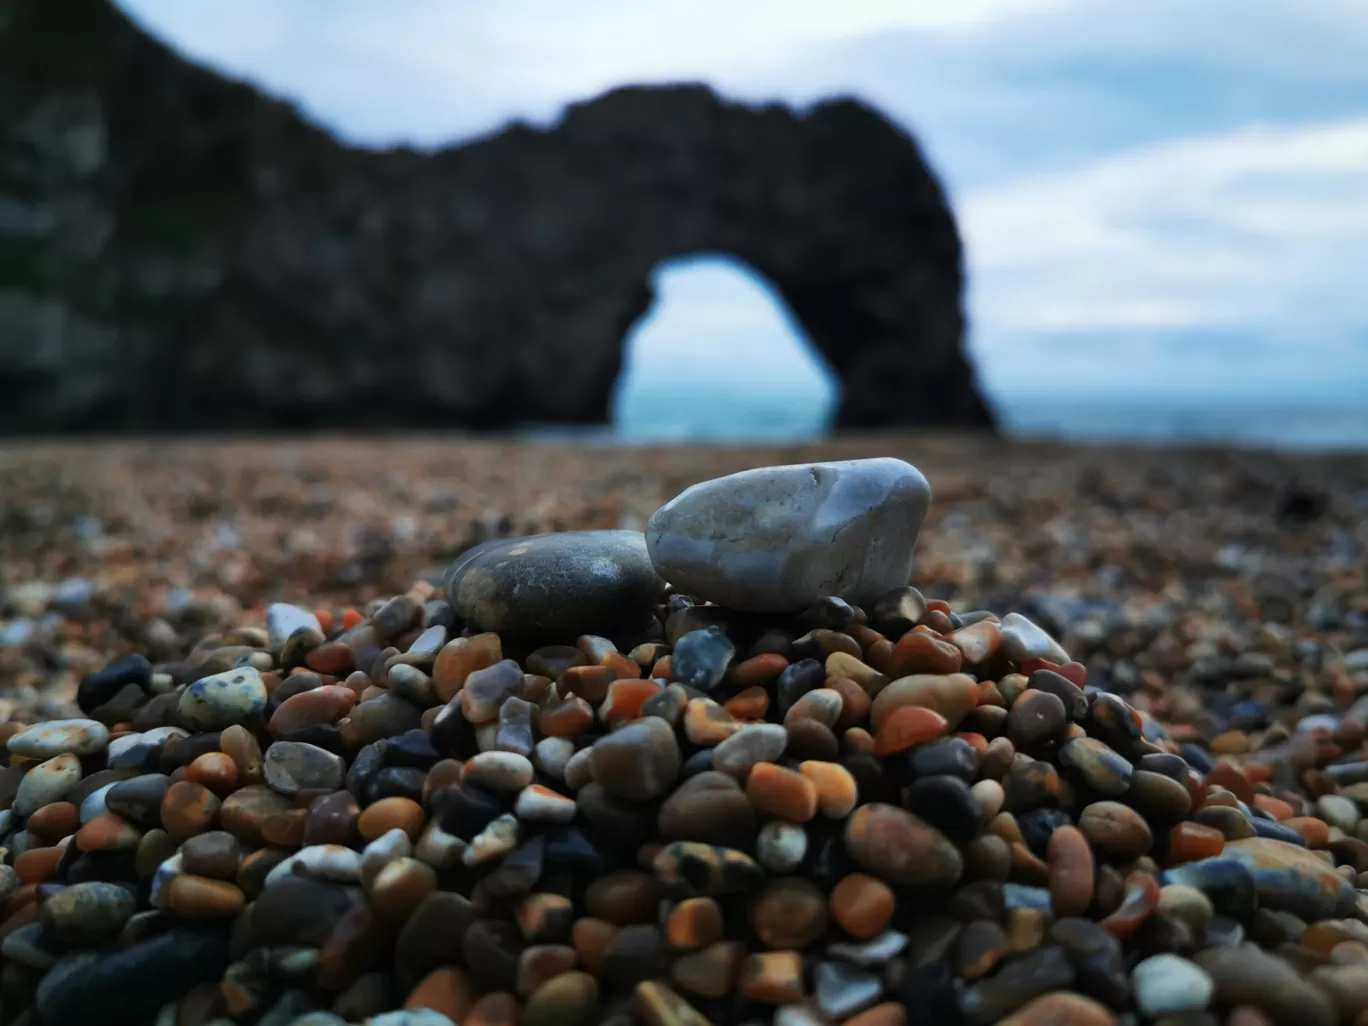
left=727, top=653, right=788, bottom=689
left=798, top=761, right=859, bottom=819
left=845, top=1004, right=907, bottom=1026
left=830, top=873, right=895, bottom=939
left=432, top=633, right=503, bottom=703
left=184, top=752, right=239, bottom=796
left=724, top=687, right=769, bottom=721
left=267, top=685, right=357, bottom=738
left=873, top=705, right=949, bottom=755
left=75, top=812, right=142, bottom=852
left=739, top=951, right=804, bottom=1004
left=168, top=874, right=246, bottom=918
left=14, top=847, right=63, bottom=884
left=666, top=897, right=724, bottom=950
left=341, top=608, right=364, bottom=630
left=26, top=802, right=79, bottom=843
left=1206, top=762, right=1255, bottom=804
left=890, top=629, right=963, bottom=677
left=1285, top=816, right=1330, bottom=848
left=305, top=641, right=356, bottom=676
left=160, top=781, right=221, bottom=840
left=1100, top=870, right=1159, bottom=940
left=999, top=992, right=1117, bottom=1026
left=600, top=679, right=663, bottom=725
left=465, top=991, right=522, bottom=1026
left=1167, top=822, right=1226, bottom=864
left=1253, top=794, right=1295, bottom=821
left=1047, top=825, right=1095, bottom=917
left=746, top=762, right=818, bottom=822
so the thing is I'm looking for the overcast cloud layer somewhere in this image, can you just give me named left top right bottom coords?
left=117, top=0, right=1368, bottom=404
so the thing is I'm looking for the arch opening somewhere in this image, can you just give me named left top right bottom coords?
left=610, top=254, right=841, bottom=442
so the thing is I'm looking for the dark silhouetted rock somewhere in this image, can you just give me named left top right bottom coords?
left=0, top=0, right=993, bottom=433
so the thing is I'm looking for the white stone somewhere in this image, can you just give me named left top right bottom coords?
left=178, top=666, right=267, bottom=730
left=265, top=844, right=362, bottom=887
left=563, top=748, right=593, bottom=790
left=463, top=752, right=534, bottom=793
left=645, top=458, right=931, bottom=613
left=414, top=821, right=465, bottom=871
left=463, top=814, right=520, bottom=866
left=1318, top=794, right=1360, bottom=833
left=14, top=754, right=82, bottom=815
left=267, top=603, right=323, bottom=649
left=756, top=820, right=807, bottom=873
left=1133, top=954, right=1214, bottom=1016
left=513, top=785, right=576, bottom=824
left=8, top=719, right=108, bottom=759
left=533, top=737, right=575, bottom=781
left=361, top=828, right=412, bottom=891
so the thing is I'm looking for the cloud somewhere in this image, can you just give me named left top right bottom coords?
left=961, top=118, right=1368, bottom=394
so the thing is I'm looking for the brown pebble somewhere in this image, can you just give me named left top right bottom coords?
left=1048, top=825, right=1095, bottom=916
left=748, top=876, right=827, bottom=949
left=666, top=897, right=724, bottom=951
left=167, top=874, right=246, bottom=918
left=183, top=752, right=239, bottom=796
left=739, top=950, right=805, bottom=1003
left=160, top=781, right=221, bottom=840
left=219, top=724, right=264, bottom=785
left=1079, top=801, right=1154, bottom=859
left=584, top=870, right=660, bottom=926
left=219, top=785, right=293, bottom=845
left=358, top=796, right=426, bottom=841
left=830, top=872, right=895, bottom=939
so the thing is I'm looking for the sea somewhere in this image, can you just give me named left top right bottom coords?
left=530, top=385, right=1368, bottom=449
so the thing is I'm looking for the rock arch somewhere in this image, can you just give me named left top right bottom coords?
left=0, top=0, right=996, bottom=432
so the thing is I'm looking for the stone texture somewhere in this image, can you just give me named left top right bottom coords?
left=0, top=1, right=989, bottom=435
left=445, top=532, right=662, bottom=638
left=646, top=459, right=932, bottom=612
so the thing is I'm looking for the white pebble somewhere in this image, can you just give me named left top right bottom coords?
left=1132, top=954, right=1213, bottom=1016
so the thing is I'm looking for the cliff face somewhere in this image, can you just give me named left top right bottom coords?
left=0, top=0, right=995, bottom=433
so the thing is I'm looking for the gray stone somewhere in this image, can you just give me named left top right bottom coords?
left=7, top=718, right=109, bottom=759
left=267, top=604, right=323, bottom=649
left=445, top=531, right=662, bottom=638
left=814, top=961, right=883, bottom=1019
left=39, top=881, right=137, bottom=944
left=264, top=742, right=347, bottom=796
left=177, top=666, right=268, bottom=730
left=1132, top=954, right=1213, bottom=1016
left=589, top=717, right=681, bottom=802
left=646, top=458, right=931, bottom=613
left=14, top=753, right=82, bottom=815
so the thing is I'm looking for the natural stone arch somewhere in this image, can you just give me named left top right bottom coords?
left=612, top=252, right=841, bottom=438
left=0, top=0, right=996, bottom=433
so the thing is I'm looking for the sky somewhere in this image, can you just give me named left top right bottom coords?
left=116, top=0, right=1368, bottom=415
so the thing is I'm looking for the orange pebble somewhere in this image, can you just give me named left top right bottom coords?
left=75, top=812, right=142, bottom=852
left=724, top=687, right=769, bottom=721
left=572, top=917, right=617, bottom=976
left=666, top=897, right=724, bottom=950
left=600, top=679, right=663, bottom=725
left=739, top=951, right=804, bottom=1004
left=826, top=676, right=871, bottom=729
left=358, top=797, right=426, bottom=841
left=14, top=846, right=63, bottom=884
left=465, top=991, right=522, bottom=1026
left=1285, top=816, right=1331, bottom=848
left=830, top=873, right=895, bottom=939
left=746, top=762, right=818, bottom=822
left=600, top=652, right=642, bottom=680
left=797, top=761, right=859, bottom=819
left=955, top=732, right=990, bottom=753
left=1206, top=762, right=1254, bottom=804
left=341, top=608, right=364, bottom=630
left=1167, top=821, right=1225, bottom=864
left=26, top=802, right=79, bottom=843
left=1252, top=794, right=1295, bottom=821
left=889, top=629, right=963, bottom=678
left=873, top=705, right=949, bottom=755
left=651, top=655, right=674, bottom=681
left=161, top=781, right=221, bottom=840
left=184, top=752, right=239, bottom=796
left=845, top=1005, right=907, bottom=1026
left=405, top=967, right=475, bottom=1020
left=314, top=609, right=335, bottom=635
left=727, top=653, right=789, bottom=689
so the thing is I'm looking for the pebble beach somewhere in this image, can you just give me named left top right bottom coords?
left=2, top=435, right=1368, bottom=1026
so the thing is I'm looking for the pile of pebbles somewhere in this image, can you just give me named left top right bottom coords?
left=1, top=455, right=1368, bottom=1026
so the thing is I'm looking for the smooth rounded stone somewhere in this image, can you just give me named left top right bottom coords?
left=77, top=777, right=117, bottom=823
left=387, top=664, right=437, bottom=707
left=997, top=993, right=1116, bottom=1026
left=464, top=752, right=535, bottom=793
left=658, top=772, right=758, bottom=848
left=265, top=844, right=362, bottom=886
left=645, top=458, right=931, bottom=613
left=756, top=821, right=808, bottom=873
left=712, top=724, right=788, bottom=780
left=264, top=742, right=346, bottom=796
left=105, top=773, right=171, bottom=827
left=181, top=830, right=242, bottom=879
left=8, top=719, right=109, bottom=759
left=1007, top=690, right=1066, bottom=748
left=1317, top=794, right=1360, bottom=833
left=776, top=658, right=825, bottom=715
left=77, top=652, right=153, bottom=714
left=372, top=1013, right=456, bottom=1026
left=1059, top=737, right=1132, bottom=795
left=1160, top=857, right=1257, bottom=919
left=814, top=961, right=883, bottom=1019
left=844, top=803, right=963, bottom=889
left=1222, top=837, right=1357, bottom=919
left=1132, top=954, right=1213, bottom=1015
left=15, top=753, right=82, bottom=815
left=3, top=921, right=64, bottom=970
left=40, top=881, right=136, bottom=944
left=267, top=603, right=323, bottom=648
left=672, top=626, right=736, bottom=691
left=35, top=925, right=230, bottom=1026
left=749, top=877, right=828, bottom=949
left=1195, top=946, right=1336, bottom=1026
left=177, top=666, right=267, bottom=730
left=870, top=673, right=979, bottom=733
left=1128, top=769, right=1193, bottom=822
left=828, top=929, right=909, bottom=967
left=464, top=814, right=521, bottom=866
left=959, top=945, right=1077, bottom=1026
left=360, top=827, right=412, bottom=888
left=589, top=717, right=680, bottom=801
left=903, top=776, right=981, bottom=841
left=523, top=970, right=599, bottom=1026
left=350, top=693, right=424, bottom=744
left=998, top=613, right=1069, bottom=665
left=515, top=785, right=577, bottom=824
left=1079, top=800, right=1153, bottom=859
left=446, top=530, right=662, bottom=638
left=903, top=736, right=980, bottom=783
left=534, top=737, right=575, bottom=780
